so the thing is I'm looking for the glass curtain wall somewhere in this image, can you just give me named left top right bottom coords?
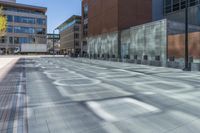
left=121, top=20, right=167, bottom=66
left=166, top=0, right=200, bottom=70
left=87, top=32, right=118, bottom=58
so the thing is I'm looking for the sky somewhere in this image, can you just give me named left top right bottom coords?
left=17, top=0, right=82, bottom=33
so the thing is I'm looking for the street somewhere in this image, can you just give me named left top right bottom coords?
left=1, top=57, right=200, bottom=133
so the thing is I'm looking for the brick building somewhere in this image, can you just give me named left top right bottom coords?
left=82, top=0, right=163, bottom=58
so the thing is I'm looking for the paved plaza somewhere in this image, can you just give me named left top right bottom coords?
left=1, top=56, right=200, bottom=133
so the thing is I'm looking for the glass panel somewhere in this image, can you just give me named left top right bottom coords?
left=14, top=26, right=35, bottom=34
left=7, top=26, right=13, bottom=33
left=87, top=32, right=118, bottom=58
left=37, top=18, right=46, bottom=25
left=14, top=16, right=35, bottom=24
left=7, top=15, right=13, bottom=22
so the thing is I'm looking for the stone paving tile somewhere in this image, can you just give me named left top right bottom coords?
left=2, top=57, right=200, bottom=132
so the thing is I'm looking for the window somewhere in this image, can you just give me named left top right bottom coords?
left=14, top=26, right=35, bottom=34
left=4, top=7, right=44, bottom=15
left=74, top=26, right=79, bottom=31
left=14, top=37, right=34, bottom=44
left=165, top=0, right=172, bottom=6
left=7, top=15, right=13, bottom=22
left=173, top=0, right=180, bottom=11
left=0, top=37, right=6, bottom=43
left=35, top=28, right=46, bottom=34
left=190, top=0, right=197, bottom=6
left=14, top=16, right=35, bottom=24
left=181, top=0, right=186, bottom=9
left=83, top=41, right=87, bottom=46
left=9, top=37, right=13, bottom=44
left=83, top=4, right=88, bottom=18
left=37, top=18, right=46, bottom=25
left=74, top=33, right=79, bottom=39
left=7, top=26, right=13, bottom=33
left=75, top=41, right=79, bottom=46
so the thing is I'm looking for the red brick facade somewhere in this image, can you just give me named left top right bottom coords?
left=82, top=0, right=153, bottom=37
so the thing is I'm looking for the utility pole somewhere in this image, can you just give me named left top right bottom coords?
left=184, top=0, right=189, bottom=71
left=53, top=30, right=55, bottom=56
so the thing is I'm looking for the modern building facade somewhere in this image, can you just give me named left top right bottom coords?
left=85, top=0, right=200, bottom=70
left=81, top=0, right=88, bottom=56
left=0, top=0, right=47, bottom=54
left=164, top=0, right=200, bottom=68
left=164, top=0, right=200, bottom=26
left=57, top=15, right=82, bottom=56
left=82, top=0, right=164, bottom=58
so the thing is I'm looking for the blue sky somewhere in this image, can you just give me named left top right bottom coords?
left=17, top=0, right=82, bottom=33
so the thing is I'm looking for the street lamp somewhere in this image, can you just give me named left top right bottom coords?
left=184, top=0, right=189, bottom=71
left=53, top=29, right=55, bottom=56
left=53, top=28, right=58, bottom=56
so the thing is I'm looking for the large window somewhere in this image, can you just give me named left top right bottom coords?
left=4, top=7, right=44, bottom=15
left=14, top=16, right=35, bottom=24
left=14, top=26, right=35, bottom=34
left=74, top=33, right=79, bottom=39
left=74, top=26, right=80, bottom=31
left=7, top=26, right=13, bottom=33
left=9, top=37, right=13, bottom=44
left=173, top=0, right=180, bottom=11
left=0, top=37, right=6, bottom=43
left=14, top=37, right=34, bottom=44
left=37, top=18, right=46, bottom=25
left=35, top=28, right=46, bottom=34
left=7, top=15, right=13, bottom=22
left=83, top=4, right=88, bottom=18
left=165, top=0, right=200, bottom=14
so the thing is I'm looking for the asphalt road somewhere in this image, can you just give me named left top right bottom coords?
left=1, top=57, right=200, bottom=133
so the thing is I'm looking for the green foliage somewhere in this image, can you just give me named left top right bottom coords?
left=0, top=6, right=7, bottom=37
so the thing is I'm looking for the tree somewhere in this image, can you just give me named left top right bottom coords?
left=0, top=6, right=7, bottom=37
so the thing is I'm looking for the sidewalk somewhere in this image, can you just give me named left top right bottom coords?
left=0, top=57, right=17, bottom=70
left=0, top=57, right=19, bottom=80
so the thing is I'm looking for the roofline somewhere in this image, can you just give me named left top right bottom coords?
left=56, top=15, right=81, bottom=30
left=0, top=1, right=47, bottom=12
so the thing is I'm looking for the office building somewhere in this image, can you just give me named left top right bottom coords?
left=81, top=0, right=88, bottom=56
left=57, top=15, right=82, bottom=56
left=0, top=0, right=47, bottom=54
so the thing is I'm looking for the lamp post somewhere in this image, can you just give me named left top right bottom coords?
left=184, top=0, right=189, bottom=71
left=53, top=29, right=55, bottom=56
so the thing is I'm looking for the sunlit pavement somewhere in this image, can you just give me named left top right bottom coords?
left=1, top=56, right=200, bottom=133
